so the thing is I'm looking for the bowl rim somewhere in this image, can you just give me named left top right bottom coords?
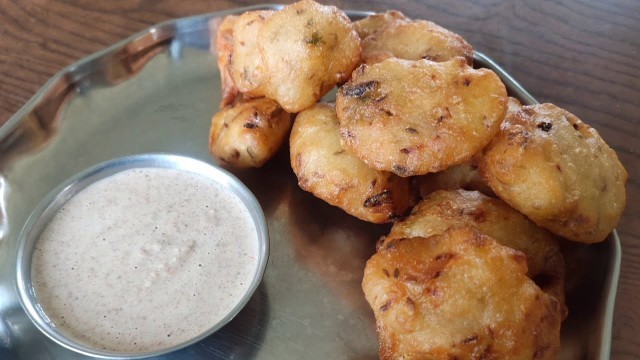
left=14, top=153, right=270, bottom=359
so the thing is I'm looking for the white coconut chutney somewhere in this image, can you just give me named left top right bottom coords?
left=31, top=167, right=258, bottom=352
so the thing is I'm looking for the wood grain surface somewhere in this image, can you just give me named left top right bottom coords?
left=1, top=0, right=638, bottom=358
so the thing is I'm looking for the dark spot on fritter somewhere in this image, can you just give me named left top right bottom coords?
left=244, top=122, right=258, bottom=129
left=393, top=268, right=400, bottom=279
left=304, top=31, right=324, bottom=46
left=341, top=80, right=379, bottom=98
left=400, top=148, right=411, bottom=154
left=333, top=149, right=345, bottom=155
left=364, top=190, right=392, bottom=207
left=435, top=253, right=455, bottom=261
left=463, top=77, right=471, bottom=86
left=537, top=122, right=553, bottom=132
left=392, top=165, right=411, bottom=176
left=556, top=164, right=562, bottom=172
left=232, top=149, right=240, bottom=159
left=382, top=268, right=390, bottom=277
left=379, top=300, right=392, bottom=312
left=405, top=297, right=415, bottom=310
left=433, top=271, right=442, bottom=279
left=374, top=94, right=388, bottom=103
left=388, top=213, right=402, bottom=220
left=341, top=128, right=356, bottom=139
left=246, top=148, right=257, bottom=161
left=462, top=335, right=479, bottom=344
left=405, top=127, right=418, bottom=134
left=573, top=123, right=580, bottom=131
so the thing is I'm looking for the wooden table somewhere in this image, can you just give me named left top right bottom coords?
left=1, top=0, right=638, bottom=358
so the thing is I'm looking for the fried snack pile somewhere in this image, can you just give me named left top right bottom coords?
left=208, top=1, right=628, bottom=358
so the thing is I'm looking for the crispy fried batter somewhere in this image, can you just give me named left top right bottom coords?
left=417, top=98, right=521, bottom=196
left=255, top=0, right=361, bottom=113
left=361, top=20, right=473, bottom=65
left=229, top=10, right=275, bottom=97
left=215, top=15, right=239, bottom=108
left=353, top=10, right=410, bottom=39
left=337, top=57, right=507, bottom=177
left=383, top=189, right=566, bottom=308
left=209, top=97, right=292, bottom=168
left=363, top=227, right=562, bottom=360
left=290, top=103, right=414, bottom=223
left=480, top=103, right=628, bottom=243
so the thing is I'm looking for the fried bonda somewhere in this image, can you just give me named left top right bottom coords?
left=256, top=0, right=361, bottom=113
left=361, top=20, right=473, bottom=65
left=383, top=189, right=566, bottom=308
left=290, top=103, right=413, bottom=223
left=363, top=227, right=562, bottom=360
left=337, top=57, right=507, bottom=177
left=480, top=103, right=627, bottom=243
left=209, top=97, right=291, bottom=168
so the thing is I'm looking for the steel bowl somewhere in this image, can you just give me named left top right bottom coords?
left=14, top=153, right=269, bottom=359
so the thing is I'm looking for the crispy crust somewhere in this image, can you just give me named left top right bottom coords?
left=353, top=10, right=410, bottom=39
left=383, top=189, right=567, bottom=311
left=480, top=103, right=628, bottom=243
left=363, top=227, right=562, bottom=359
left=256, top=0, right=362, bottom=112
left=290, top=103, right=414, bottom=223
left=337, top=57, right=507, bottom=176
left=209, top=97, right=292, bottom=168
left=361, top=20, right=473, bottom=65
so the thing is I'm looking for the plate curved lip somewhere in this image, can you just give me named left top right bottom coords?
left=0, top=4, right=281, bottom=140
left=0, top=4, right=623, bottom=360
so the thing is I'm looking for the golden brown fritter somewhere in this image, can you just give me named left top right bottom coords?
left=337, top=57, right=507, bottom=177
left=229, top=10, right=275, bottom=98
left=290, top=103, right=414, bottom=223
left=256, top=0, right=361, bottom=113
left=417, top=98, right=522, bottom=196
left=363, top=227, right=562, bottom=360
left=361, top=20, right=473, bottom=65
left=480, top=103, right=627, bottom=243
left=353, top=10, right=409, bottom=39
left=215, top=15, right=239, bottom=108
left=209, top=97, right=292, bottom=168
left=383, top=189, right=566, bottom=308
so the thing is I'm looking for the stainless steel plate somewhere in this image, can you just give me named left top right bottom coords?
left=0, top=5, right=621, bottom=360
